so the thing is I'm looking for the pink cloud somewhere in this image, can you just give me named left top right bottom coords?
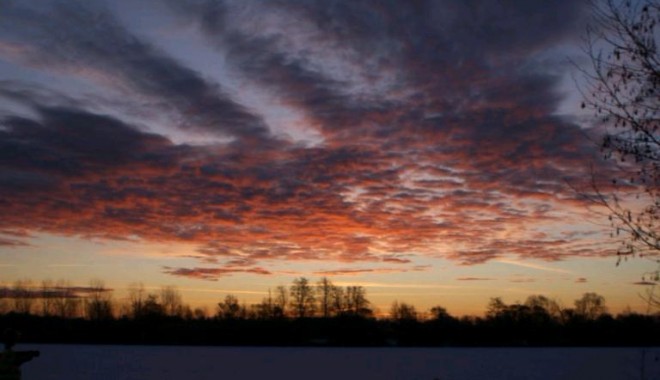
left=0, top=0, right=614, bottom=280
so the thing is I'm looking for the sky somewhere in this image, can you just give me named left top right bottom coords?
left=0, top=0, right=652, bottom=316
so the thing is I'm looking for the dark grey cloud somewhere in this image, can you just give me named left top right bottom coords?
left=168, top=1, right=392, bottom=138
left=171, top=0, right=596, bottom=171
left=0, top=105, right=178, bottom=182
left=163, top=266, right=272, bottom=281
left=0, top=284, right=113, bottom=299
left=0, top=1, right=271, bottom=143
left=276, top=0, right=590, bottom=81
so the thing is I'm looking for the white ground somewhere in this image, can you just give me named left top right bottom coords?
left=20, top=344, right=660, bottom=380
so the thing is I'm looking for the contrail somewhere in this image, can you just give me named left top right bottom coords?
left=495, top=258, right=573, bottom=274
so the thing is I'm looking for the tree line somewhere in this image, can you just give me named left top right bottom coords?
left=1, top=276, right=658, bottom=346
left=0, top=276, right=626, bottom=322
left=0, top=279, right=189, bottom=321
left=0, top=276, right=641, bottom=321
left=0, top=277, right=374, bottom=320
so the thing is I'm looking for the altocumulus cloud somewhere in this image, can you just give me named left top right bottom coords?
left=0, top=0, right=614, bottom=280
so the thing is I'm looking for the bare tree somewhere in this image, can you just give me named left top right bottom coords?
left=486, top=297, right=508, bottom=318
left=85, top=279, right=114, bottom=320
left=524, top=295, right=563, bottom=320
left=217, top=294, right=241, bottom=319
left=253, top=291, right=271, bottom=320
left=51, top=280, right=80, bottom=318
left=344, top=286, right=371, bottom=317
left=583, top=0, right=660, bottom=256
left=574, top=292, right=608, bottom=320
left=0, top=297, right=8, bottom=315
left=429, top=305, right=451, bottom=320
left=316, top=277, right=334, bottom=318
left=192, top=306, right=208, bottom=320
left=160, top=285, right=183, bottom=317
left=52, top=280, right=80, bottom=318
left=581, top=0, right=659, bottom=306
left=255, top=289, right=285, bottom=319
left=390, top=300, right=417, bottom=321
left=141, top=294, right=165, bottom=318
left=12, top=279, right=34, bottom=314
left=40, top=279, right=54, bottom=316
left=274, top=285, right=288, bottom=317
left=330, top=285, right=346, bottom=315
left=290, top=277, right=316, bottom=318
left=127, top=282, right=146, bottom=319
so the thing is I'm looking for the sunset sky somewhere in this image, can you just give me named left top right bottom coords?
left=0, top=0, right=652, bottom=316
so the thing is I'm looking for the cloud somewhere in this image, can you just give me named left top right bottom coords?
left=509, top=278, right=536, bottom=283
left=0, top=237, right=29, bottom=247
left=0, top=285, right=112, bottom=299
left=0, top=0, right=616, bottom=277
left=1, top=105, right=176, bottom=176
left=0, top=1, right=272, bottom=143
left=381, top=256, right=413, bottom=264
left=575, top=277, right=588, bottom=283
left=0, top=229, right=32, bottom=238
left=313, top=265, right=428, bottom=276
left=163, top=266, right=272, bottom=281
left=314, top=269, right=396, bottom=276
left=494, top=259, right=574, bottom=274
left=456, top=277, right=494, bottom=281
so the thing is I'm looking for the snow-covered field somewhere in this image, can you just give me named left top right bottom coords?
left=20, top=344, right=660, bottom=380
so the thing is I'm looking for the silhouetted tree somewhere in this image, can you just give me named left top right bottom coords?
left=290, top=277, right=316, bottom=318
left=316, top=277, right=334, bottom=317
left=160, top=285, right=183, bottom=317
left=192, top=307, right=208, bottom=320
left=127, top=282, right=146, bottom=319
left=0, top=277, right=657, bottom=346
left=140, top=294, right=165, bottom=319
left=524, top=294, right=563, bottom=321
left=85, top=279, right=114, bottom=321
left=0, top=297, right=7, bottom=315
left=274, top=285, right=288, bottom=317
left=344, top=286, right=372, bottom=317
left=486, top=298, right=532, bottom=323
left=429, top=305, right=452, bottom=320
left=12, top=280, right=33, bottom=314
left=217, top=294, right=241, bottom=319
left=330, top=285, right=345, bottom=315
left=254, top=288, right=287, bottom=319
left=581, top=0, right=659, bottom=306
left=39, top=280, right=54, bottom=316
left=252, top=290, right=274, bottom=320
left=390, top=301, right=417, bottom=321
left=484, top=295, right=565, bottom=334
left=52, top=280, right=80, bottom=318
left=486, top=297, right=508, bottom=318
left=574, top=292, right=608, bottom=320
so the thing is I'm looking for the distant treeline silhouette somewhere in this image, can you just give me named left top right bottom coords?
left=1, top=277, right=658, bottom=346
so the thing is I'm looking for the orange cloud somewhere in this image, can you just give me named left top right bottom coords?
left=0, top=0, right=612, bottom=280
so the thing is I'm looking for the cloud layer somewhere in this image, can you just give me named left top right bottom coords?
left=0, top=0, right=612, bottom=279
